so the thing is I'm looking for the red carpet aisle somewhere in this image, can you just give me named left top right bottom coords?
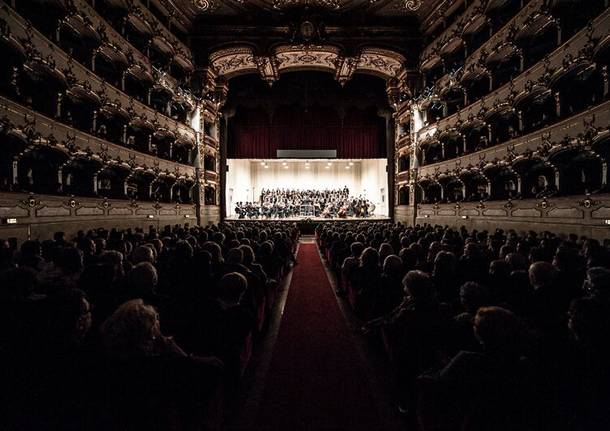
left=253, top=243, right=382, bottom=431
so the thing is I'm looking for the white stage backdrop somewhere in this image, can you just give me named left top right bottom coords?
left=226, top=159, right=389, bottom=217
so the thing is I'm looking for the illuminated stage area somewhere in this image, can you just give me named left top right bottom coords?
left=225, top=159, right=389, bottom=220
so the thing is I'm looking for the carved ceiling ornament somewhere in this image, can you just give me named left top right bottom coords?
left=209, top=44, right=405, bottom=85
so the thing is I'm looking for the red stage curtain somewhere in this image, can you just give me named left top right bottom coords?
left=229, top=105, right=385, bottom=158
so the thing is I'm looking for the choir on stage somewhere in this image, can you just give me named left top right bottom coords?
left=234, top=188, right=375, bottom=219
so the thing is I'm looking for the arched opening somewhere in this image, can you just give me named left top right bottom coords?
left=516, top=14, right=561, bottom=69
left=551, top=62, right=600, bottom=118
left=486, top=165, right=520, bottom=200
left=485, top=105, right=519, bottom=146
left=20, top=60, right=68, bottom=118
left=460, top=119, right=488, bottom=153
left=127, top=118, right=155, bottom=155
left=486, top=0, right=523, bottom=29
left=204, top=185, right=216, bottom=205
left=438, top=85, right=464, bottom=117
left=514, top=88, right=556, bottom=134
left=152, top=129, right=176, bottom=161
left=174, top=139, right=194, bottom=165
left=439, top=129, right=462, bottom=160
left=125, top=169, right=155, bottom=201
left=95, top=163, right=130, bottom=199
left=398, top=185, right=410, bottom=205
left=151, top=85, right=174, bottom=116
left=514, top=158, right=557, bottom=199
left=461, top=67, right=490, bottom=105
left=462, top=171, right=490, bottom=201
left=550, top=148, right=604, bottom=195
left=123, top=66, right=154, bottom=104
left=440, top=176, right=464, bottom=203
left=420, top=180, right=442, bottom=204
left=0, top=130, right=28, bottom=191
left=93, top=45, right=128, bottom=88
left=398, top=154, right=410, bottom=172
left=173, top=179, right=194, bottom=204
left=97, top=104, right=130, bottom=146
left=123, top=12, right=153, bottom=55
left=149, top=35, right=175, bottom=71
left=204, top=154, right=217, bottom=171
left=462, top=14, right=491, bottom=54
left=17, top=145, right=69, bottom=195
left=422, top=140, right=442, bottom=165
left=151, top=175, right=175, bottom=202
left=62, top=85, right=101, bottom=133
left=60, top=157, right=102, bottom=197
left=0, top=33, right=26, bottom=99
left=486, top=43, right=522, bottom=90
left=15, top=0, right=68, bottom=39
left=56, top=14, right=101, bottom=67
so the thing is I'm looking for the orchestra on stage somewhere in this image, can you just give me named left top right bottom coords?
left=234, top=187, right=375, bottom=219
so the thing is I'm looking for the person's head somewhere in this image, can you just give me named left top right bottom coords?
left=402, top=270, right=434, bottom=302
left=568, top=297, right=608, bottom=347
left=350, top=241, right=365, bottom=258
left=379, top=243, right=394, bottom=262
left=583, top=267, right=610, bottom=297
left=202, top=241, right=223, bottom=264
left=56, top=247, right=84, bottom=275
left=128, top=262, right=158, bottom=297
left=528, top=261, right=558, bottom=290
left=433, top=251, right=457, bottom=278
left=474, top=306, right=523, bottom=355
left=383, top=255, right=403, bottom=278
left=460, top=282, right=488, bottom=313
left=226, top=247, right=244, bottom=265
left=553, top=245, right=581, bottom=272
left=174, top=240, right=194, bottom=261
left=47, top=288, right=92, bottom=344
left=505, top=253, right=528, bottom=272
left=238, top=245, right=256, bottom=265
left=131, top=245, right=155, bottom=265
left=101, top=299, right=160, bottom=357
left=360, top=247, right=380, bottom=269
left=218, top=272, right=248, bottom=305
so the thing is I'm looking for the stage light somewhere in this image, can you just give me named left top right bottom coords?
left=282, top=162, right=287, bottom=166
left=345, top=166, right=350, bottom=169
left=327, top=162, right=332, bottom=166
left=349, top=162, right=354, bottom=166
left=284, top=165, right=289, bottom=169
left=260, top=161, right=266, bottom=166
left=325, top=166, right=330, bottom=169
left=264, top=165, right=269, bottom=169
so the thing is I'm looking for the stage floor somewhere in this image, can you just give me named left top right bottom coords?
left=225, top=216, right=391, bottom=222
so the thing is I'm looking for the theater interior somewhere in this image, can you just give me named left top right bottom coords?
left=1, top=0, right=610, bottom=430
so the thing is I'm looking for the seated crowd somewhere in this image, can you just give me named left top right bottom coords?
left=0, top=222, right=298, bottom=430
left=318, top=223, right=610, bottom=431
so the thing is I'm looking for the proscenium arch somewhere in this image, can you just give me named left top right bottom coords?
left=207, top=44, right=407, bottom=85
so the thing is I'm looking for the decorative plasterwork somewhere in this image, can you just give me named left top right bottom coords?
left=208, top=46, right=258, bottom=78
left=209, top=44, right=405, bottom=85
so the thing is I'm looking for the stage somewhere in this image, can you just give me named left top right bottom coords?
left=224, top=215, right=392, bottom=233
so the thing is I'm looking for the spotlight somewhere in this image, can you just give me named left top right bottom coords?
left=260, top=161, right=266, bottom=166
left=305, top=166, right=310, bottom=169
left=349, top=162, right=354, bottom=166
left=325, top=166, right=330, bottom=169
left=284, top=165, right=289, bottom=169
left=264, top=165, right=269, bottom=169
left=282, top=162, right=287, bottom=166
left=345, top=166, right=350, bottom=169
